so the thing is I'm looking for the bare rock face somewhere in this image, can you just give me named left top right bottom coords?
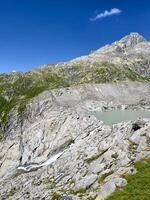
left=72, top=32, right=150, bottom=76
left=115, top=32, right=146, bottom=48
left=0, top=81, right=150, bottom=199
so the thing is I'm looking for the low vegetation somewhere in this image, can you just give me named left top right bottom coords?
left=98, top=171, right=114, bottom=184
left=0, top=61, right=150, bottom=140
left=107, top=159, right=150, bottom=200
left=51, top=192, right=61, bottom=200
left=111, top=153, right=119, bottom=159
left=85, top=149, right=108, bottom=164
left=72, top=187, right=87, bottom=198
left=8, top=187, right=16, bottom=197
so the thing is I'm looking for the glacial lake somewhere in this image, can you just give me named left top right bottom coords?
left=93, top=110, right=150, bottom=125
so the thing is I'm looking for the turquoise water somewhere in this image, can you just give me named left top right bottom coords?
left=93, top=110, right=150, bottom=125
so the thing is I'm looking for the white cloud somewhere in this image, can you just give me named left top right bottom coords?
left=90, top=8, right=122, bottom=21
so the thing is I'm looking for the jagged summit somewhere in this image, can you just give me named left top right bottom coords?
left=116, top=32, right=146, bottom=48
left=124, top=32, right=145, bottom=40
left=70, top=32, right=150, bottom=77
left=74, top=32, right=148, bottom=61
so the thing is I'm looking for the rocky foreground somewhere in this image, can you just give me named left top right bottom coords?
left=0, top=81, right=150, bottom=200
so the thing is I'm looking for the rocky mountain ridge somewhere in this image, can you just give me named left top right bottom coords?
left=0, top=33, right=150, bottom=130
left=0, top=33, right=150, bottom=200
left=71, top=32, right=150, bottom=76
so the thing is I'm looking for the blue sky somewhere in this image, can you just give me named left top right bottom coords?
left=0, top=0, right=150, bottom=72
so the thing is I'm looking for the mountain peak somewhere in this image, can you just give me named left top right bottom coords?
left=118, top=32, right=146, bottom=48
left=128, top=32, right=145, bottom=38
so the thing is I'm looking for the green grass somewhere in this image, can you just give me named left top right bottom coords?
left=98, top=171, right=114, bottom=184
left=107, top=159, right=150, bottom=200
left=0, top=74, right=66, bottom=122
left=0, top=73, right=67, bottom=140
left=8, top=187, right=16, bottom=197
left=72, top=187, right=87, bottom=195
left=51, top=192, right=61, bottom=200
left=111, top=153, right=119, bottom=159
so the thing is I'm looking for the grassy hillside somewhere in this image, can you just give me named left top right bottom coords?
left=0, top=61, right=150, bottom=139
left=107, top=159, right=150, bottom=200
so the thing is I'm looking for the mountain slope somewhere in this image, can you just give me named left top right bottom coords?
left=0, top=33, right=150, bottom=200
left=0, top=33, right=150, bottom=130
left=72, top=32, right=150, bottom=76
left=0, top=81, right=150, bottom=200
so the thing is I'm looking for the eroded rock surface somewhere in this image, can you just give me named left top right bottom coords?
left=0, top=81, right=150, bottom=199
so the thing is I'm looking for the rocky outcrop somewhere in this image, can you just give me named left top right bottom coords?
left=0, top=81, right=150, bottom=199
left=72, top=32, right=150, bottom=77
